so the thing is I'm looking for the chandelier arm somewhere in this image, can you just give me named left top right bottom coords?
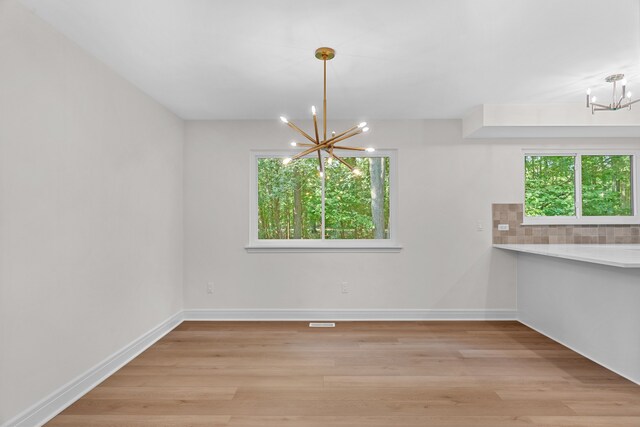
left=311, top=111, right=323, bottom=171
left=325, top=125, right=359, bottom=144
left=330, top=146, right=367, bottom=151
left=312, top=113, right=321, bottom=144
left=327, top=129, right=363, bottom=147
left=286, top=121, right=317, bottom=144
left=290, top=145, right=324, bottom=161
left=624, top=98, right=640, bottom=107
left=326, top=151, right=354, bottom=171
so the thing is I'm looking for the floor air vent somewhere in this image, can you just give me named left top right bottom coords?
left=309, top=322, right=336, bottom=328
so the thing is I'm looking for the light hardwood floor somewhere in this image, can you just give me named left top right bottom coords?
left=47, top=321, right=640, bottom=426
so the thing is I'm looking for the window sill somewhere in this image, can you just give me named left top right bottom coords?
left=245, top=241, right=403, bottom=253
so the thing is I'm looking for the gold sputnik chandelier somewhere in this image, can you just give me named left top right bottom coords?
left=279, top=47, right=374, bottom=176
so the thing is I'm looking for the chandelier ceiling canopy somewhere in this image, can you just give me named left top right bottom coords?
left=279, top=47, right=373, bottom=176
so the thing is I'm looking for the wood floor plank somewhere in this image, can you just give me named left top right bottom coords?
left=232, top=386, right=502, bottom=402
left=46, top=321, right=640, bottom=426
left=100, top=374, right=323, bottom=388
left=459, top=349, right=582, bottom=358
left=128, top=355, right=336, bottom=368
left=323, top=375, right=576, bottom=388
left=84, top=386, right=237, bottom=400
left=565, top=401, right=640, bottom=416
left=226, top=415, right=535, bottom=426
left=496, top=386, right=640, bottom=402
left=47, top=415, right=230, bottom=426
left=523, top=416, right=640, bottom=426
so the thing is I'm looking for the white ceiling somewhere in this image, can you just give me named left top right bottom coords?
left=20, top=0, right=640, bottom=120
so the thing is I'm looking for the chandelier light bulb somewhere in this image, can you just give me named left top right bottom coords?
left=628, top=92, right=633, bottom=99
left=591, top=96, right=597, bottom=103
left=327, top=157, right=333, bottom=164
left=280, top=116, right=288, bottom=124
left=362, top=127, right=370, bottom=133
left=311, top=106, right=316, bottom=115
left=586, top=88, right=591, bottom=95
left=622, top=79, right=628, bottom=86
left=365, top=147, right=375, bottom=152
left=290, top=142, right=297, bottom=146
left=282, top=157, right=292, bottom=165
left=358, top=122, right=367, bottom=128
left=353, top=168, right=362, bottom=176
left=319, top=171, right=324, bottom=178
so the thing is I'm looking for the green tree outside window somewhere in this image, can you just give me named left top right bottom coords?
left=525, top=154, right=633, bottom=218
left=582, top=155, right=632, bottom=216
left=257, top=156, right=390, bottom=239
left=525, top=155, right=576, bottom=217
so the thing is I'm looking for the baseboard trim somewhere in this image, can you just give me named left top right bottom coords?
left=3, top=311, right=184, bottom=427
left=519, top=319, right=640, bottom=386
left=183, top=309, right=517, bottom=321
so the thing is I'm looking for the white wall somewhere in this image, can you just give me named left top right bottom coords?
left=517, top=253, right=640, bottom=384
left=184, top=120, right=640, bottom=314
left=0, top=1, right=184, bottom=424
left=184, top=120, right=518, bottom=312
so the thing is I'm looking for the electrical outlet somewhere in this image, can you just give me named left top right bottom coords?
left=498, top=224, right=509, bottom=231
left=207, top=282, right=214, bottom=294
left=341, top=282, right=349, bottom=294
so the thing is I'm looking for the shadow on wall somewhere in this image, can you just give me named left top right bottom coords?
left=433, top=246, right=516, bottom=310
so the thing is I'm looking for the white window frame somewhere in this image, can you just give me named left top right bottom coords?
left=522, top=149, right=640, bottom=225
left=246, top=149, right=401, bottom=252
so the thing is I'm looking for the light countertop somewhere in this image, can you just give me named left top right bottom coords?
left=493, top=244, right=640, bottom=268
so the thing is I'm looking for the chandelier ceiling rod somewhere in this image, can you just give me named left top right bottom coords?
left=279, top=47, right=373, bottom=175
left=323, top=50, right=327, bottom=142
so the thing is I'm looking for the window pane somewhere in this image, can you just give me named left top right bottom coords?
left=582, top=155, right=633, bottom=216
left=525, top=156, right=576, bottom=217
left=257, top=158, right=322, bottom=239
left=324, top=157, right=390, bottom=239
